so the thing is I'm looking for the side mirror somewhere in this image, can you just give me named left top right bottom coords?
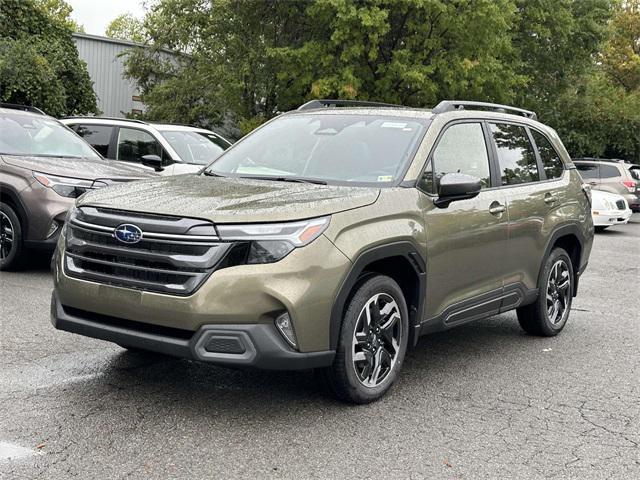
left=141, top=154, right=164, bottom=172
left=434, top=172, right=482, bottom=208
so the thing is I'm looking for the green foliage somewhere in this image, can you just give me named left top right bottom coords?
left=546, top=1, right=640, bottom=163
left=35, top=0, right=85, bottom=32
left=0, top=0, right=97, bottom=117
left=105, top=13, right=145, bottom=43
left=122, top=0, right=636, bottom=161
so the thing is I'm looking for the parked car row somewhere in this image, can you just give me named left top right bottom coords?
left=61, top=117, right=232, bottom=175
left=573, top=158, right=639, bottom=231
left=0, top=103, right=233, bottom=270
left=2, top=98, right=636, bottom=403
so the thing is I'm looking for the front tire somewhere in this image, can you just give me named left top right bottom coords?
left=0, top=203, right=23, bottom=271
left=324, top=275, right=409, bottom=404
left=517, top=248, right=574, bottom=336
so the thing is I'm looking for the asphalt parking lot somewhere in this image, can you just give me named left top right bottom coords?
left=1, top=216, right=639, bottom=480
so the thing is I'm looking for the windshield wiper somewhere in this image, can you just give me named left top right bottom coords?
left=238, top=175, right=327, bottom=185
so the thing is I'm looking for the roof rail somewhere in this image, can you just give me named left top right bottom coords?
left=0, top=103, right=46, bottom=115
left=61, top=116, right=148, bottom=124
left=432, top=100, right=537, bottom=121
left=297, top=99, right=403, bottom=111
left=573, top=157, right=630, bottom=164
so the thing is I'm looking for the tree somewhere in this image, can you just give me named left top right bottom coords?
left=0, top=0, right=97, bottom=116
left=547, top=1, right=640, bottom=163
left=106, top=13, right=145, bottom=43
left=277, top=0, right=523, bottom=107
left=122, top=0, right=523, bottom=135
left=35, top=0, right=85, bottom=32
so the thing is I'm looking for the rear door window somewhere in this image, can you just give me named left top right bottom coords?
left=575, top=163, right=600, bottom=180
left=489, top=123, right=540, bottom=185
left=116, top=128, right=164, bottom=163
left=74, top=124, right=114, bottom=157
left=531, top=130, right=564, bottom=179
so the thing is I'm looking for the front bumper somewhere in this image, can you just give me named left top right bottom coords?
left=51, top=293, right=335, bottom=370
left=622, top=193, right=640, bottom=212
left=592, top=209, right=632, bottom=226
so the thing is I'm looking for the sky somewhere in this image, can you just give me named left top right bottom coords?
left=67, top=0, right=147, bottom=36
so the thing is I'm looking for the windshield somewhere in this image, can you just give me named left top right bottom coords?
left=205, top=114, right=429, bottom=185
left=161, top=130, right=230, bottom=165
left=0, top=112, right=101, bottom=159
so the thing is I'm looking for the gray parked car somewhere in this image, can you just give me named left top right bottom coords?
left=0, top=104, right=155, bottom=270
left=573, top=158, right=640, bottom=212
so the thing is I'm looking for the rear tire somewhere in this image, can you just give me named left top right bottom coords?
left=323, top=275, right=409, bottom=404
left=517, top=248, right=574, bottom=336
left=0, top=203, right=23, bottom=271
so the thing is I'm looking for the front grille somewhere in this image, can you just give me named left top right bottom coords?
left=64, top=207, right=232, bottom=295
left=616, top=199, right=626, bottom=210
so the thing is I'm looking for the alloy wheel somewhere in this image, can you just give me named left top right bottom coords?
left=0, top=211, right=14, bottom=260
left=546, top=259, right=571, bottom=325
left=351, top=293, right=403, bottom=388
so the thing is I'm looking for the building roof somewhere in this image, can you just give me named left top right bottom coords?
left=72, top=32, right=180, bottom=56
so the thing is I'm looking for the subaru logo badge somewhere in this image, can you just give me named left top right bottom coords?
left=114, top=224, right=143, bottom=244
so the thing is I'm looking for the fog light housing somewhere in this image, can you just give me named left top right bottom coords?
left=275, top=313, right=298, bottom=349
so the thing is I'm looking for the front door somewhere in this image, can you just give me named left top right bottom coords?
left=419, top=121, right=509, bottom=326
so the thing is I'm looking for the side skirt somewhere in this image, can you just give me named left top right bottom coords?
left=419, top=283, right=538, bottom=336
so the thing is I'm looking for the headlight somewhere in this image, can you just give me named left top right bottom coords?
left=218, top=217, right=330, bottom=264
left=33, top=172, right=106, bottom=198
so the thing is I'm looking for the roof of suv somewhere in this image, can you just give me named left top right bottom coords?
left=288, top=99, right=556, bottom=139
left=62, top=116, right=212, bottom=131
left=295, top=98, right=538, bottom=119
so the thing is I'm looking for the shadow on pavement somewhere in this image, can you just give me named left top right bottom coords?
left=56, top=315, right=529, bottom=416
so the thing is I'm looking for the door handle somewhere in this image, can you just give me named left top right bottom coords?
left=489, top=202, right=506, bottom=215
left=544, top=193, right=558, bottom=204
left=588, top=181, right=598, bottom=186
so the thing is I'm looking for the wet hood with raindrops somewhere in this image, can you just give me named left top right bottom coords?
left=76, top=174, right=381, bottom=223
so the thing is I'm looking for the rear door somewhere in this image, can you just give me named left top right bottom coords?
left=575, top=162, right=601, bottom=188
left=598, top=163, right=627, bottom=196
left=420, top=121, right=509, bottom=325
left=488, top=122, right=560, bottom=294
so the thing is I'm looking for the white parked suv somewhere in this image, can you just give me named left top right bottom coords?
left=61, top=117, right=232, bottom=175
left=591, top=189, right=632, bottom=231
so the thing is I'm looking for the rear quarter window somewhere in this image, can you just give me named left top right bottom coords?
left=531, top=130, right=564, bottom=179
left=600, top=164, right=622, bottom=178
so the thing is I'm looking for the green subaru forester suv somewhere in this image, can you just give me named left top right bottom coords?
left=51, top=100, right=594, bottom=403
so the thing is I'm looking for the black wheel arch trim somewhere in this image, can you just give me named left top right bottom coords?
left=0, top=182, right=29, bottom=235
left=329, top=241, right=426, bottom=350
left=538, top=223, right=586, bottom=297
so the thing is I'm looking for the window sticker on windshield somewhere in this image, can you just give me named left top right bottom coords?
left=380, top=122, right=408, bottom=129
left=377, top=175, right=394, bottom=182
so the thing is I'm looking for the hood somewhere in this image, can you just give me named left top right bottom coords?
left=591, top=189, right=624, bottom=202
left=77, top=174, right=380, bottom=223
left=1, top=155, right=155, bottom=180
